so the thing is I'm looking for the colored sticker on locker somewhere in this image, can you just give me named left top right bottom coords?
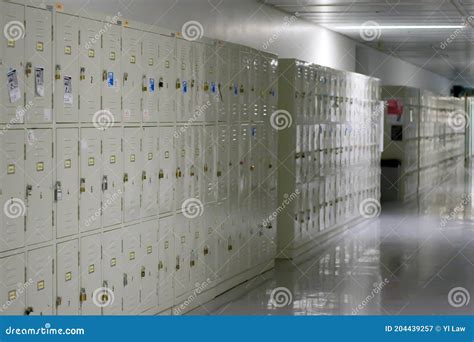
left=211, top=82, right=216, bottom=93
left=165, top=151, right=169, bottom=159
left=63, top=76, right=73, bottom=105
left=110, top=257, right=116, bottom=267
left=36, top=41, right=44, bottom=51
left=88, top=264, right=95, bottom=274
left=110, top=155, right=116, bottom=164
left=149, top=78, right=155, bottom=92
left=64, top=45, right=72, bottom=55
left=182, top=80, right=188, bottom=93
left=129, top=251, right=135, bottom=260
left=233, top=83, right=238, bottom=96
left=37, top=280, right=45, bottom=291
left=8, top=290, right=16, bottom=301
left=148, top=152, right=153, bottom=160
left=147, top=246, right=152, bottom=254
left=109, top=51, right=115, bottom=60
left=130, top=154, right=135, bottom=162
left=88, top=157, right=95, bottom=166
left=108, top=72, right=115, bottom=87
left=164, top=241, right=169, bottom=249
left=64, top=159, right=71, bottom=169
left=65, top=272, right=72, bottom=281
left=35, top=67, right=45, bottom=97
left=130, top=55, right=136, bottom=64
left=36, top=162, right=44, bottom=172
left=7, top=69, right=21, bottom=103
left=88, top=49, right=95, bottom=58
left=7, top=164, right=15, bottom=174
left=148, top=58, right=154, bottom=66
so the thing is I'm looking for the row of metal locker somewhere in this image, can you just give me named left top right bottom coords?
left=0, top=3, right=278, bottom=125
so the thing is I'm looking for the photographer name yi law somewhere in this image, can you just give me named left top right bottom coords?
left=385, top=325, right=466, bottom=333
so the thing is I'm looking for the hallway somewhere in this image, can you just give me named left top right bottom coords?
left=192, top=162, right=474, bottom=315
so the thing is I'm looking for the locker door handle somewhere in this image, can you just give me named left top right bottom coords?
left=123, top=173, right=129, bottom=182
left=26, top=184, right=33, bottom=197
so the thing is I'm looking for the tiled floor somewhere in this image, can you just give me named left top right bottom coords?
left=191, top=162, right=474, bottom=315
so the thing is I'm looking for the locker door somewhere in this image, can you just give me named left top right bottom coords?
left=175, top=128, right=186, bottom=206
left=122, top=27, right=142, bottom=123
left=0, top=253, right=26, bottom=315
left=142, top=127, right=159, bottom=218
left=25, top=129, right=53, bottom=245
left=176, top=39, right=193, bottom=122
left=0, top=130, right=25, bottom=252
left=216, top=125, right=229, bottom=201
left=190, top=216, right=206, bottom=287
left=102, top=228, right=125, bottom=315
left=79, top=129, right=102, bottom=231
left=216, top=44, right=230, bottom=123
left=56, top=129, right=79, bottom=238
left=56, top=239, right=79, bottom=315
left=123, top=226, right=140, bottom=314
left=192, top=42, right=205, bottom=122
left=0, top=3, right=25, bottom=124
left=238, top=125, right=251, bottom=206
left=79, top=17, right=102, bottom=123
left=158, top=215, right=175, bottom=310
left=238, top=47, right=250, bottom=123
left=27, top=246, right=53, bottom=315
left=139, top=220, right=158, bottom=312
left=142, top=32, right=159, bottom=122
left=228, top=125, right=239, bottom=207
left=123, top=128, right=142, bottom=222
left=174, top=214, right=190, bottom=298
left=157, top=35, right=175, bottom=123
left=25, top=7, right=52, bottom=123
left=204, top=43, right=218, bottom=123
left=79, top=234, right=101, bottom=315
left=191, top=125, right=202, bottom=200
left=102, top=23, right=121, bottom=124
left=203, top=125, right=217, bottom=204
left=158, top=126, right=176, bottom=214
left=229, top=47, right=240, bottom=123
left=203, top=205, right=218, bottom=282
left=55, top=13, right=79, bottom=122
left=102, top=128, right=123, bottom=227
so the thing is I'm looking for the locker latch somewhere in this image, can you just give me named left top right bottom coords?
left=142, top=75, right=147, bottom=91
left=102, top=175, right=108, bottom=191
left=203, top=81, right=209, bottom=92
left=203, top=163, right=208, bottom=172
left=80, top=67, right=86, bottom=80
left=123, top=273, right=128, bottom=287
left=25, top=62, right=32, bottom=77
left=190, top=166, right=195, bottom=177
left=79, top=288, right=87, bottom=302
left=250, top=165, right=255, bottom=171
left=24, top=306, right=34, bottom=315
left=142, top=171, right=147, bottom=181
left=239, top=84, right=244, bottom=93
left=159, top=169, right=164, bottom=179
left=123, top=173, right=129, bottom=182
left=175, top=256, right=180, bottom=270
left=190, top=79, right=195, bottom=88
left=268, top=164, right=273, bottom=169
left=80, top=178, right=86, bottom=193
left=55, top=65, right=61, bottom=80
left=217, top=170, right=222, bottom=177
left=26, top=184, right=33, bottom=197
left=141, top=266, right=146, bottom=278
left=175, top=79, right=181, bottom=89
left=158, top=77, right=164, bottom=88
left=158, top=261, right=164, bottom=270
left=175, top=167, right=182, bottom=178
left=54, top=181, right=63, bottom=201
left=56, top=296, right=62, bottom=307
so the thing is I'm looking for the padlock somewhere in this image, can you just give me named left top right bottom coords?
left=141, top=266, right=146, bottom=278
left=24, top=306, right=34, bottom=315
left=26, top=184, right=33, bottom=197
left=158, top=261, right=164, bottom=270
left=102, top=70, right=107, bottom=81
left=25, top=62, right=32, bottom=76
left=159, top=169, right=164, bottom=179
left=123, top=173, right=128, bottom=182
left=123, top=273, right=128, bottom=287
left=79, top=288, right=87, bottom=302
left=190, top=165, right=195, bottom=176
left=102, top=175, right=108, bottom=191
left=175, top=256, right=180, bottom=270
left=204, top=163, right=208, bottom=172
left=56, top=296, right=62, bottom=307
left=80, top=67, right=86, bottom=80
left=176, top=167, right=182, bottom=178
left=217, top=170, right=222, bottom=177
left=203, top=246, right=209, bottom=255
left=142, top=75, right=147, bottom=91
left=55, top=65, right=61, bottom=80
left=80, top=178, right=86, bottom=193
left=203, top=81, right=209, bottom=91
left=190, top=259, right=195, bottom=267
left=54, top=181, right=62, bottom=201
left=123, top=72, right=128, bottom=81
left=158, top=77, right=164, bottom=88
left=142, top=170, right=147, bottom=181
left=176, top=78, right=181, bottom=89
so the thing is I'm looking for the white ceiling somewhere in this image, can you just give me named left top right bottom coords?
left=263, top=0, right=474, bottom=86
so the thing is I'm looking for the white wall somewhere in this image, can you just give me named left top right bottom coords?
left=356, top=46, right=453, bottom=95
left=31, top=0, right=453, bottom=93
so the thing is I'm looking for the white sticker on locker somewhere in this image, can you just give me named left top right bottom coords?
left=7, top=69, right=21, bottom=103
left=64, top=76, right=73, bottom=104
left=35, top=67, right=45, bottom=97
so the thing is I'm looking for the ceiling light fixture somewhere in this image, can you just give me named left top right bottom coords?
left=336, top=25, right=464, bottom=29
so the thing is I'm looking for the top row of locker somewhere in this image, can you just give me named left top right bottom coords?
left=0, top=3, right=278, bottom=125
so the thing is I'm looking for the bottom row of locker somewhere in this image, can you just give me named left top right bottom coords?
left=0, top=203, right=276, bottom=315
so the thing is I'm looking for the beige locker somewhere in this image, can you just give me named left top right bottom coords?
left=157, top=215, right=175, bottom=310
left=0, top=253, right=26, bottom=315
left=142, top=32, right=159, bottom=122
left=157, top=35, right=176, bottom=123
left=158, top=126, right=176, bottom=214
left=141, top=127, right=159, bottom=218
left=122, top=226, right=140, bottom=314
left=56, top=239, right=79, bottom=315
left=27, top=246, right=53, bottom=315
left=123, top=128, right=142, bottom=222
left=102, top=228, right=125, bottom=315
left=80, top=234, right=102, bottom=315
left=121, top=27, right=142, bottom=123
left=102, top=23, right=121, bottom=124
left=139, top=220, right=158, bottom=312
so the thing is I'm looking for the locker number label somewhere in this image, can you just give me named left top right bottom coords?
left=65, top=272, right=72, bottom=282
left=110, top=257, right=116, bottom=267
left=110, top=155, right=116, bottom=164
left=130, top=154, right=135, bottom=162
left=37, top=280, right=45, bottom=291
left=148, top=58, right=154, bottom=66
left=88, top=157, right=95, bottom=166
left=109, top=51, right=115, bottom=60
left=88, top=264, right=95, bottom=274
left=7, top=40, right=15, bottom=47
left=148, top=152, right=153, bottom=160
left=36, top=162, right=44, bottom=172
left=88, top=49, right=95, bottom=58
left=36, top=42, right=44, bottom=52
left=129, top=251, right=135, bottom=260
left=165, top=151, right=169, bottom=159
left=164, top=241, right=169, bottom=249
left=165, top=60, right=170, bottom=68
left=130, top=55, right=136, bottom=64
left=7, top=164, right=15, bottom=174
left=8, top=290, right=17, bottom=301
left=64, top=45, right=72, bottom=55
left=64, top=159, right=71, bottom=169
left=147, top=246, right=152, bottom=254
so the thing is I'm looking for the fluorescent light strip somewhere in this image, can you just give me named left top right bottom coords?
left=336, top=25, right=464, bottom=29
